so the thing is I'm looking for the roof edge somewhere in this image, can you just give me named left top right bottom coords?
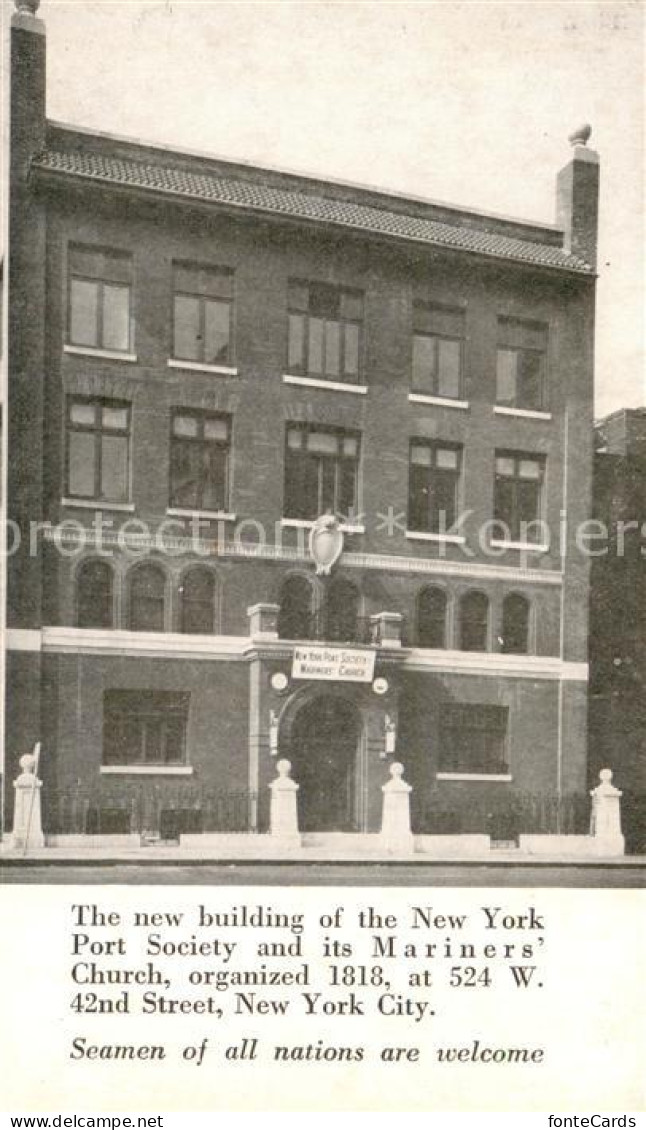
left=46, top=119, right=565, bottom=248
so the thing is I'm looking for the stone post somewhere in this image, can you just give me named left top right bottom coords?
left=380, top=762, right=414, bottom=854
left=590, top=768, right=624, bottom=856
left=247, top=602, right=280, bottom=640
left=269, top=759, right=300, bottom=847
left=371, top=611, right=404, bottom=647
left=11, top=751, right=45, bottom=850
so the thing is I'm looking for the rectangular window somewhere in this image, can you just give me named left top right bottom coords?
left=172, top=263, right=233, bottom=366
left=66, top=397, right=130, bottom=502
left=284, top=424, right=360, bottom=521
left=170, top=410, right=231, bottom=512
left=496, top=318, right=548, bottom=411
left=68, top=245, right=132, bottom=353
left=439, top=705, right=509, bottom=775
left=494, top=450, right=545, bottom=541
left=287, top=280, right=363, bottom=384
left=408, top=441, right=462, bottom=533
left=103, top=691, right=189, bottom=766
left=412, top=304, right=464, bottom=398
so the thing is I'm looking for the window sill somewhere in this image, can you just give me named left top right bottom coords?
left=436, top=773, right=512, bottom=782
left=490, top=539, right=549, bottom=552
left=100, top=765, right=194, bottom=776
left=494, top=406, right=552, bottom=421
left=166, top=508, right=237, bottom=522
left=167, top=359, right=238, bottom=376
left=281, top=518, right=365, bottom=534
left=61, top=498, right=135, bottom=513
left=64, top=344, right=138, bottom=363
left=406, top=530, right=466, bottom=545
left=409, top=394, right=469, bottom=410
left=282, top=374, right=368, bottom=395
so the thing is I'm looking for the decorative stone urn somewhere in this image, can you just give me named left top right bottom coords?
left=14, top=0, right=41, bottom=15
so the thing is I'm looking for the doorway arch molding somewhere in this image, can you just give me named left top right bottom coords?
left=277, top=682, right=367, bottom=752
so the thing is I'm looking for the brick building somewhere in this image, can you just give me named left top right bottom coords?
left=3, top=1, right=599, bottom=845
left=590, top=408, right=646, bottom=852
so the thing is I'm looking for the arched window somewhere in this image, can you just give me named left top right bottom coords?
left=417, top=586, right=447, bottom=648
left=278, top=575, right=315, bottom=640
left=128, top=564, right=165, bottom=632
left=180, top=568, right=216, bottom=634
left=326, top=577, right=359, bottom=643
left=459, top=591, right=489, bottom=652
left=77, top=560, right=113, bottom=628
left=501, top=593, right=530, bottom=654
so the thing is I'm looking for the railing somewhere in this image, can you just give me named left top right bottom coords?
left=44, top=782, right=258, bottom=840
left=280, top=613, right=406, bottom=645
left=411, top=789, right=591, bottom=841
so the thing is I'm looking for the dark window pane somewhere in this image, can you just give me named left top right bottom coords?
left=412, top=335, right=435, bottom=392
left=164, top=718, right=185, bottom=762
left=102, top=284, right=130, bottom=351
left=130, top=567, right=165, bottom=632
left=501, top=594, right=530, bottom=654
left=439, top=705, right=508, bottom=775
left=417, top=587, right=446, bottom=648
left=343, top=322, right=359, bottom=378
left=103, top=691, right=189, bottom=767
left=288, top=313, right=305, bottom=370
left=278, top=576, right=314, bottom=639
left=340, top=291, right=363, bottom=321
left=494, top=477, right=515, bottom=531
left=437, top=338, right=461, bottom=398
left=201, top=446, right=228, bottom=511
left=496, top=349, right=517, bottom=405
left=326, top=579, right=358, bottom=642
left=517, top=351, right=544, bottom=410
left=308, top=318, right=324, bottom=374
left=170, top=441, right=200, bottom=508
left=320, top=457, right=336, bottom=514
left=181, top=569, right=215, bottom=634
left=409, top=464, right=430, bottom=531
left=100, top=435, right=129, bottom=501
left=174, top=295, right=201, bottom=360
left=433, top=470, right=457, bottom=528
left=204, top=299, right=231, bottom=365
left=70, top=279, right=99, bottom=347
left=338, top=459, right=357, bottom=518
left=309, top=283, right=339, bottom=318
left=460, top=592, right=489, bottom=652
left=78, top=561, right=113, bottom=628
left=68, top=432, right=96, bottom=497
left=325, top=320, right=341, bottom=377
left=516, top=480, right=541, bottom=533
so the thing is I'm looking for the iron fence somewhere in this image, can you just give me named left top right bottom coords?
left=44, top=781, right=258, bottom=839
left=411, top=789, right=591, bottom=841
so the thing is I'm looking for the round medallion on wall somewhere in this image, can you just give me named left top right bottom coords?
left=372, top=677, right=389, bottom=696
left=270, top=671, right=289, bottom=693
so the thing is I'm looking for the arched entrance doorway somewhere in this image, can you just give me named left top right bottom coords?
left=288, top=695, right=362, bottom=832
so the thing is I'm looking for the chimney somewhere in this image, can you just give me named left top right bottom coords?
left=556, top=125, right=600, bottom=270
left=10, top=0, right=46, bottom=184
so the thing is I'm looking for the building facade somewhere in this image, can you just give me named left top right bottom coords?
left=4, top=2, right=598, bottom=845
left=590, top=408, right=646, bottom=852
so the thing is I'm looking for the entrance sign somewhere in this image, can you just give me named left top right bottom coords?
left=292, top=645, right=376, bottom=683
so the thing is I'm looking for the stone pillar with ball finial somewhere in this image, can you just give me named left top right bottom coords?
left=269, top=759, right=301, bottom=847
left=380, top=762, right=415, bottom=855
left=590, top=769, right=625, bottom=856
left=556, top=124, right=600, bottom=269
left=11, top=747, right=45, bottom=850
